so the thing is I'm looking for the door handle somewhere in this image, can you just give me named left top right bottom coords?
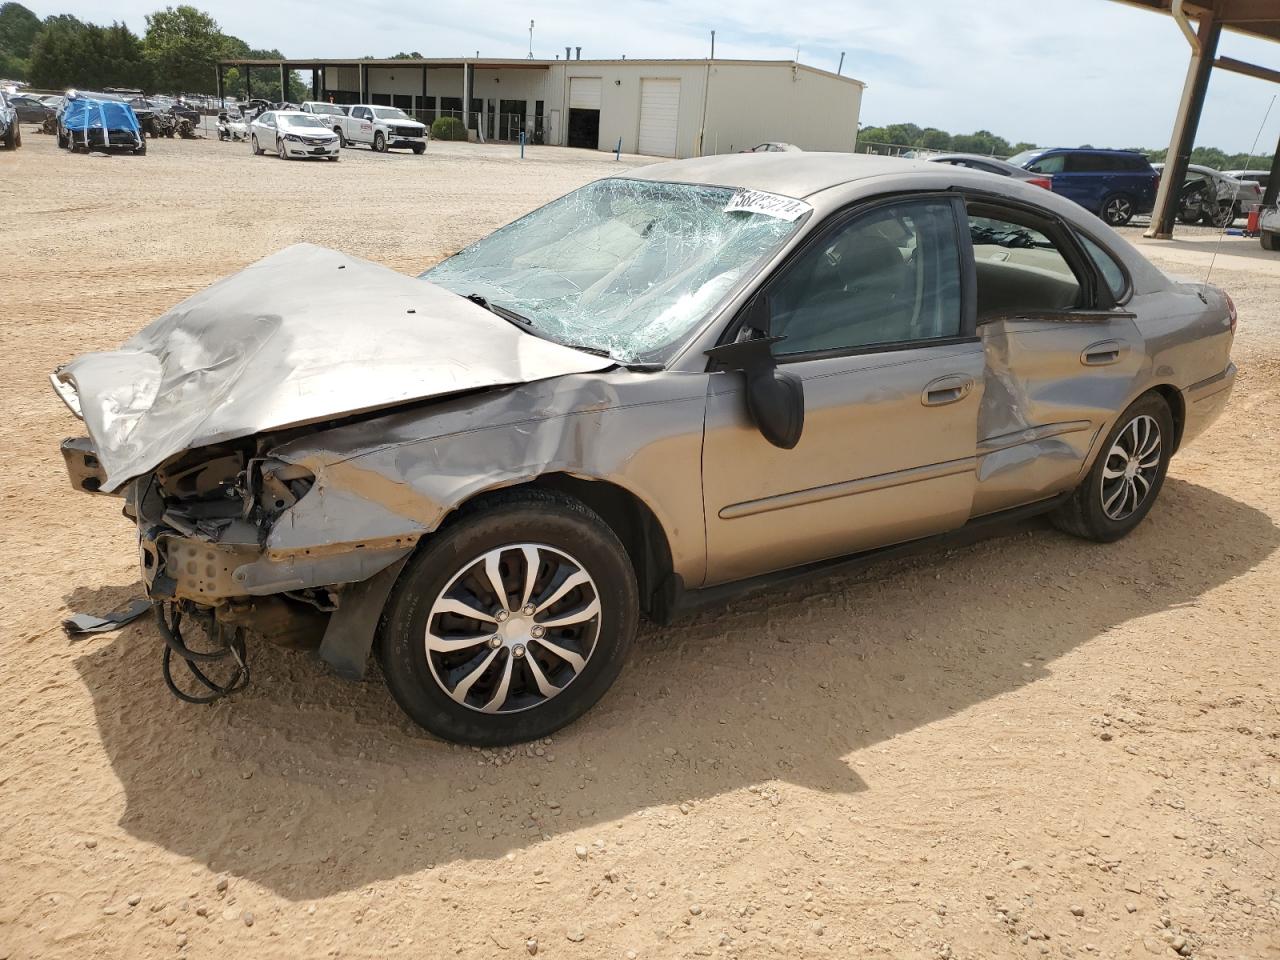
left=1081, top=339, right=1128, bottom=366
left=922, top=375, right=974, bottom=407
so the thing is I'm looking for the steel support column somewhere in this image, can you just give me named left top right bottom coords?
left=360, top=63, right=367, bottom=103
left=215, top=64, right=224, bottom=106
left=1147, top=12, right=1223, bottom=238
left=462, top=61, right=471, bottom=129
left=245, top=64, right=252, bottom=100
left=422, top=64, right=428, bottom=121
left=1263, top=133, right=1280, bottom=208
left=311, top=68, right=319, bottom=100
left=279, top=63, right=287, bottom=102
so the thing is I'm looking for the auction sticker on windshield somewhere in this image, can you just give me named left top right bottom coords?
left=724, top=190, right=812, bottom=221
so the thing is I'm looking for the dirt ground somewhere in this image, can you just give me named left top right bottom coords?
left=1, top=132, right=1278, bottom=960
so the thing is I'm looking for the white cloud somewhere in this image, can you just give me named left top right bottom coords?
left=42, top=0, right=1280, bottom=153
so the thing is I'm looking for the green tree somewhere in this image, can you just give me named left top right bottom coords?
left=919, top=127, right=951, bottom=150
left=0, top=1, right=40, bottom=78
left=220, top=35, right=306, bottom=102
left=27, top=14, right=88, bottom=88
left=143, top=5, right=227, bottom=94
left=390, top=51, right=423, bottom=59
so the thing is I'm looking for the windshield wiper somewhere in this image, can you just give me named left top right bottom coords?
left=465, top=293, right=533, bottom=327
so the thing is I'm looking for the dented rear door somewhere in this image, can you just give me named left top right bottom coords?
left=973, top=311, right=1143, bottom=517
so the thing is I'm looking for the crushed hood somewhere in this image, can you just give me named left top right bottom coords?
left=52, top=243, right=613, bottom=491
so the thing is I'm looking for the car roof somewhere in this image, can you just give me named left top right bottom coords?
left=623, top=152, right=936, bottom=200
left=1038, top=147, right=1146, bottom=157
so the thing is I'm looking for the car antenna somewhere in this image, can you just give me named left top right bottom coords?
left=1206, top=93, right=1275, bottom=287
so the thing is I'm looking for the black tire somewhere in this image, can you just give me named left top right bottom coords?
left=13, top=126, right=20, bottom=148
left=2, top=125, right=14, bottom=149
left=57, top=130, right=68, bottom=149
left=334, top=126, right=345, bottom=146
left=373, top=130, right=386, bottom=152
left=412, top=143, right=425, bottom=155
left=1263, top=231, right=1278, bottom=251
left=1050, top=392, right=1174, bottom=542
left=379, top=490, right=639, bottom=746
left=277, top=139, right=287, bottom=160
left=1101, top=193, right=1135, bottom=227
left=133, top=140, right=146, bottom=156
left=327, top=155, right=338, bottom=161
left=251, top=135, right=262, bottom=156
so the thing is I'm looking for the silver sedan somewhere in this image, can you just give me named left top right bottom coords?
left=53, top=154, right=1237, bottom=744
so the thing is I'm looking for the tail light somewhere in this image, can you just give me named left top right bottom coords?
left=1225, top=292, right=1237, bottom=336
left=1028, top=177, right=1052, bottom=191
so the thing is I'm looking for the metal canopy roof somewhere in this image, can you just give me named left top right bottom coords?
left=1114, top=0, right=1280, bottom=44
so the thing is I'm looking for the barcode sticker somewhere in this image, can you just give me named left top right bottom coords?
left=724, top=190, right=812, bottom=221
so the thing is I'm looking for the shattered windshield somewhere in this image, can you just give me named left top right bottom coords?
left=421, top=178, right=805, bottom=363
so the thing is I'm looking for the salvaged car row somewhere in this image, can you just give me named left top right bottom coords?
left=53, top=153, right=1237, bottom=745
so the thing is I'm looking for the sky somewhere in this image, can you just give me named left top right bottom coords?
left=37, top=0, right=1280, bottom=154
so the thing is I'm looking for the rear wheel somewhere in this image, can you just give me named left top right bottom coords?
left=1051, top=392, right=1174, bottom=542
left=251, top=134, right=262, bottom=156
left=2, top=125, right=14, bottom=149
left=1101, top=193, right=1135, bottom=227
left=379, top=490, right=638, bottom=746
left=1262, top=231, right=1277, bottom=251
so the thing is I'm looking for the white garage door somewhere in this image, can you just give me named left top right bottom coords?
left=568, top=77, right=602, bottom=110
left=638, top=78, right=680, bottom=157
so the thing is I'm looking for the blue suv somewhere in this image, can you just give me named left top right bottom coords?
left=1007, top=148, right=1160, bottom=227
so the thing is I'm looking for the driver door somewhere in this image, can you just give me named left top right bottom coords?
left=701, top=196, right=984, bottom=586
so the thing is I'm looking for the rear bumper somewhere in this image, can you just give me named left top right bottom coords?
left=1180, top=363, right=1236, bottom=448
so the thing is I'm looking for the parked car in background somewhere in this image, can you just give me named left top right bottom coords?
left=1224, top=169, right=1271, bottom=193
left=0, top=91, right=20, bottom=149
left=927, top=152, right=1052, bottom=189
left=1260, top=203, right=1279, bottom=250
left=741, top=142, right=802, bottom=153
left=332, top=104, right=427, bottom=153
left=1152, top=162, right=1262, bottom=227
left=299, top=100, right=349, bottom=130
left=249, top=110, right=340, bottom=160
left=1008, top=147, right=1159, bottom=227
left=52, top=154, right=1237, bottom=745
left=57, top=93, right=144, bottom=154
left=6, top=93, right=52, bottom=124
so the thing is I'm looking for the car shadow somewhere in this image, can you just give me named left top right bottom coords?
left=68, top=477, right=1278, bottom=900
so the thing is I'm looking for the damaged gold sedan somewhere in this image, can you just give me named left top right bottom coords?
left=54, top=154, right=1236, bottom=744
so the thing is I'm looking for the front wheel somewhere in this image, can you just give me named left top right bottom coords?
left=1263, top=231, right=1278, bottom=251
left=412, top=143, right=425, bottom=155
left=277, top=139, right=287, bottom=160
left=373, top=130, right=386, bottom=152
left=1051, top=392, right=1174, bottom=542
left=1101, top=193, right=1135, bottom=227
left=379, top=490, right=638, bottom=746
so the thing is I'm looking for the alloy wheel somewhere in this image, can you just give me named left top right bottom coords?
left=1100, top=414, right=1161, bottom=521
left=1105, top=197, right=1133, bottom=225
left=424, top=543, right=602, bottom=714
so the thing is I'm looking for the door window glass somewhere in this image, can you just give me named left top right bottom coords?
left=1026, top=153, right=1065, bottom=174
left=769, top=199, right=962, bottom=356
left=968, top=211, right=1082, bottom=319
left=1077, top=233, right=1126, bottom=300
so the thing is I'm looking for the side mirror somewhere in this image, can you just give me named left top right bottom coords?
left=705, top=333, right=805, bottom=450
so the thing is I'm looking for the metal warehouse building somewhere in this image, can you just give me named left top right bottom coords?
left=216, top=55, right=865, bottom=158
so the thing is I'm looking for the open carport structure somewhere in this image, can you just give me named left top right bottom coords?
left=1116, top=0, right=1280, bottom=237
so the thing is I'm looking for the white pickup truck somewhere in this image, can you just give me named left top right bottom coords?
left=298, top=101, right=348, bottom=128
left=308, top=103, right=427, bottom=154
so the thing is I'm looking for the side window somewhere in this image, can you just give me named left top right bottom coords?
left=768, top=199, right=962, bottom=357
left=1066, top=153, right=1108, bottom=173
left=968, top=210, right=1083, bottom=320
left=261, top=112, right=275, bottom=127
left=352, top=107, right=369, bottom=120
left=1027, top=153, right=1066, bottom=175
left=1078, top=233, right=1127, bottom=300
